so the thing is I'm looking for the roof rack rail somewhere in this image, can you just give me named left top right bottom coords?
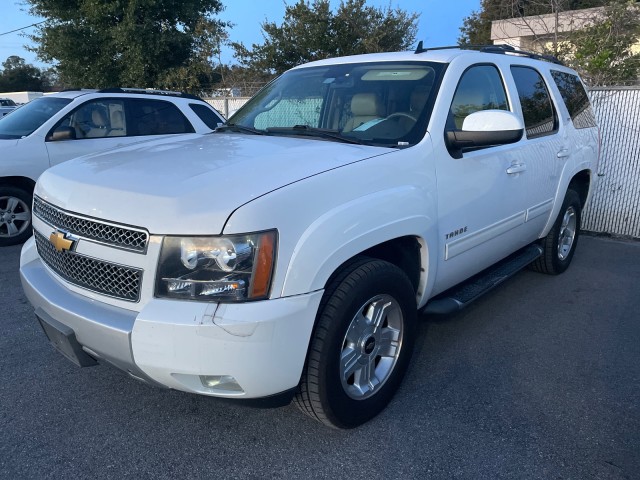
left=96, top=88, right=203, bottom=101
left=413, top=42, right=564, bottom=65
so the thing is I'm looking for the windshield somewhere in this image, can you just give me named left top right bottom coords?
left=0, top=99, right=16, bottom=107
left=228, top=61, right=444, bottom=147
left=0, top=97, right=72, bottom=139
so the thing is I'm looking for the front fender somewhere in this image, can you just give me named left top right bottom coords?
left=281, top=185, right=438, bottom=303
left=222, top=139, right=439, bottom=307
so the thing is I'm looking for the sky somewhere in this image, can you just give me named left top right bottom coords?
left=0, top=0, right=481, bottom=68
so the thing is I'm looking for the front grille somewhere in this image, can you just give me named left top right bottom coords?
left=33, top=196, right=148, bottom=252
left=34, top=230, right=142, bottom=302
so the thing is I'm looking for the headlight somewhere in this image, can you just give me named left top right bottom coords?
left=155, top=230, right=277, bottom=302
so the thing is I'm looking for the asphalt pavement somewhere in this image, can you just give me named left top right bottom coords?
left=1, top=235, right=639, bottom=479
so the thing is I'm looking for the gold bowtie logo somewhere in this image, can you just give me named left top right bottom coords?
left=49, top=230, right=75, bottom=252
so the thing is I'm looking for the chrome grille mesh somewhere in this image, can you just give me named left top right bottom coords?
left=34, top=230, right=142, bottom=302
left=33, top=197, right=148, bottom=252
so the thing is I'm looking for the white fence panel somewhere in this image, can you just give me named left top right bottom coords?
left=204, top=97, right=251, bottom=119
left=583, top=88, right=640, bottom=238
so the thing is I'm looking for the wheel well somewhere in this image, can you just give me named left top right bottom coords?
left=0, top=176, right=36, bottom=194
left=568, top=170, right=590, bottom=208
left=326, top=236, right=422, bottom=294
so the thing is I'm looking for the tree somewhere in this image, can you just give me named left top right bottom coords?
left=0, top=56, right=46, bottom=91
left=26, top=0, right=229, bottom=92
left=232, top=0, right=419, bottom=75
left=568, top=0, right=640, bottom=85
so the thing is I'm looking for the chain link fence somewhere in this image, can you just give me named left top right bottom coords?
left=582, top=87, right=640, bottom=238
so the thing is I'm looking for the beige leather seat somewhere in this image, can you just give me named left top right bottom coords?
left=344, top=93, right=383, bottom=132
left=108, top=110, right=125, bottom=137
left=85, top=108, right=110, bottom=138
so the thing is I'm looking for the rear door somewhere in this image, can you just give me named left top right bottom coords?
left=506, top=65, right=564, bottom=238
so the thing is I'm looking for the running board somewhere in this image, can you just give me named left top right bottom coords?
left=422, top=243, right=543, bottom=315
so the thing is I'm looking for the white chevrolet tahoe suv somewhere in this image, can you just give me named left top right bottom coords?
left=0, top=88, right=224, bottom=246
left=20, top=46, right=599, bottom=428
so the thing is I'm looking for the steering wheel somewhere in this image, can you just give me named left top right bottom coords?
left=385, top=112, right=417, bottom=122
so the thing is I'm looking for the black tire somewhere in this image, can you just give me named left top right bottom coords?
left=530, top=188, right=581, bottom=275
left=0, top=185, right=33, bottom=247
left=295, top=258, right=417, bottom=429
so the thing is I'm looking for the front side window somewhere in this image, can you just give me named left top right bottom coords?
left=0, top=97, right=71, bottom=139
left=448, top=64, right=509, bottom=130
left=52, top=99, right=127, bottom=139
left=551, top=70, right=596, bottom=129
left=227, top=61, right=444, bottom=147
left=511, top=66, right=557, bottom=138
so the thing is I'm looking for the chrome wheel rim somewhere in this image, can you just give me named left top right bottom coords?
left=340, top=294, right=404, bottom=400
left=557, top=206, right=577, bottom=261
left=0, top=196, right=31, bottom=238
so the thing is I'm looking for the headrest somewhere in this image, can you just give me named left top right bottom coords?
left=350, top=93, right=382, bottom=116
left=92, top=108, right=108, bottom=126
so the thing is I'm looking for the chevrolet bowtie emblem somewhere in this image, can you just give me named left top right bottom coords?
left=49, top=230, right=76, bottom=252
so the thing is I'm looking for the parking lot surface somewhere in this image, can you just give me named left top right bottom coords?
left=1, top=235, right=639, bottom=479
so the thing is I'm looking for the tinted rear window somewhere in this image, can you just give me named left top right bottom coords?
left=128, top=99, right=194, bottom=136
left=551, top=71, right=596, bottom=129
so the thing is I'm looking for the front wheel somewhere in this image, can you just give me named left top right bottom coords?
left=0, top=186, right=33, bottom=247
left=531, top=188, right=581, bottom=275
left=295, top=258, right=417, bottom=428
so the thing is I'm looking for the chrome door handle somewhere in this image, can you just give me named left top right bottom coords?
left=506, top=163, right=527, bottom=174
left=557, top=149, right=570, bottom=158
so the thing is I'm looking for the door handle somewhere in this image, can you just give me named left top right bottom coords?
left=557, top=149, right=570, bottom=158
left=506, top=163, right=527, bottom=174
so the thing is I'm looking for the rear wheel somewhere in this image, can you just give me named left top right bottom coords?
left=531, top=188, right=581, bottom=275
left=295, top=258, right=417, bottom=428
left=0, top=186, right=33, bottom=247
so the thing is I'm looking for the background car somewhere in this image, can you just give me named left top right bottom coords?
left=0, top=88, right=224, bottom=246
left=0, top=97, right=18, bottom=117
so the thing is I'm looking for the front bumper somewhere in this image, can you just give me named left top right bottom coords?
left=20, top=237, right=323, bottom=398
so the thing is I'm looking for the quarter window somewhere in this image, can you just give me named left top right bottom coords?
left=550, top=71, right=596, bottom=129
left=189, top=103, right=223, bottom=129
left=511, top=66, right=557, bottom=138
left=448, top=65, right=509, bottom=129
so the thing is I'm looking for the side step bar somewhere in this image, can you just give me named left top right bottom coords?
left=421, top=243, right=543, bottom=315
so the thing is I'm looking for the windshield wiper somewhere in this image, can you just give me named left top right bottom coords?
left=265, top=125, right=365, bottom=145
left=215, top=123, right=268, bottom=135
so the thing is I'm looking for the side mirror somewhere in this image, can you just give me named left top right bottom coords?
left=46, top=126, right=76, bottom=142
left=445, top=110, right=524, bottom=159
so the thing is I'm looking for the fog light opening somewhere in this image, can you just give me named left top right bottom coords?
left=200, top=375, right=244, bottom=393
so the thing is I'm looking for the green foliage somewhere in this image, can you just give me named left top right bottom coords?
left=0, top=56, right=47, bottom=91
left=232, top=0, right=419, bottom=75
left=26, top=0, right=229, bottom=93
left=567, top=0, right=640, bottom=86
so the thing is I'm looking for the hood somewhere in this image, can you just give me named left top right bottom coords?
left=36, top=133, right=392, bottom=234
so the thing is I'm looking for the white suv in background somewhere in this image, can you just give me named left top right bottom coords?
left=20, top=46, right=599, bottom=428
left=0, top=89, right=224, bottom=246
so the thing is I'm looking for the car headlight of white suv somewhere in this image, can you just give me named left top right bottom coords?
left=155, top=230, right=277, bottom=302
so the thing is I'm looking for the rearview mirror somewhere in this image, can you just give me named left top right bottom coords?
left=445, top=110, right=524, bottom=159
